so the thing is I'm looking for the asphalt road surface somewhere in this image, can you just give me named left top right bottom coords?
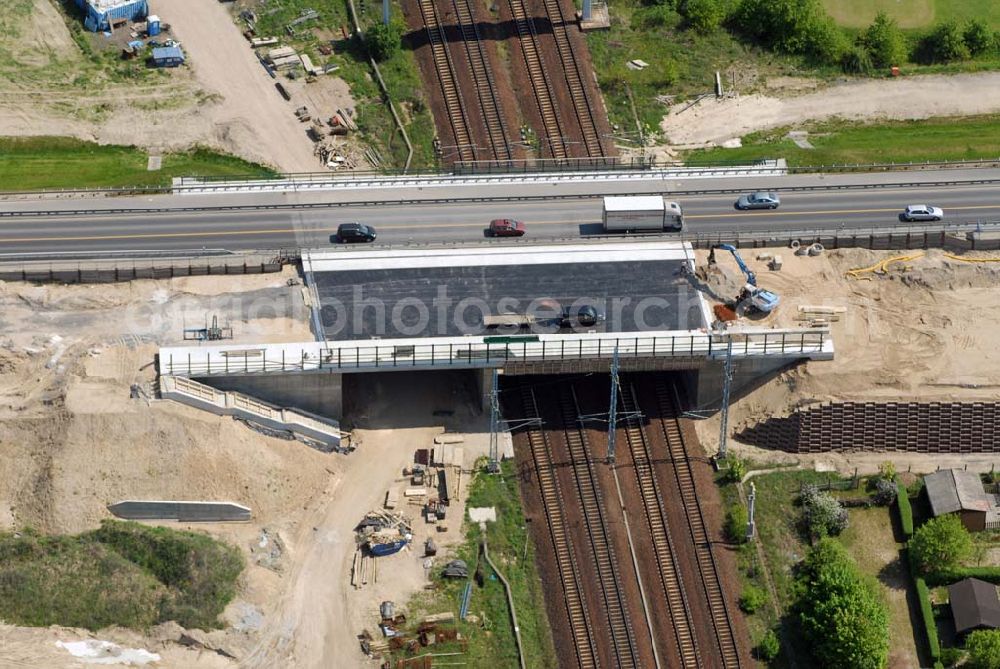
left=1, top=177, right=999, bottom=254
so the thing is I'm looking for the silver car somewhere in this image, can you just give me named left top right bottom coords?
left=902, top=205, right=944, bottom=222
left=736, top=192, right=780, bottom=210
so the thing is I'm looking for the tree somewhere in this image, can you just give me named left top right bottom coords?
left=964, top=19, right=995, bottom=56
left=794, top=538, right=890, bottom=669
left=923, top=21, right=971, bottom=62
left=909, top=514, right=973, bottom=575
left=682, top=0, right=724, bottom=34
left=366, top=21, right=402, bottom=62
left=860, top=11, right=907, bottom=68
left=966, top=629, right=1000, bottom=669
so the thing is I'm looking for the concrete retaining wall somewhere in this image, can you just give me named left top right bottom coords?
left=159, top=375, right=342, bottom=448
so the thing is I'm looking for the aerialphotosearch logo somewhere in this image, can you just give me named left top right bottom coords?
left=317, top=285, right=703, bottom=338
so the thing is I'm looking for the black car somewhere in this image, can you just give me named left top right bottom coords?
left=336, top=222, right=376, bottom=243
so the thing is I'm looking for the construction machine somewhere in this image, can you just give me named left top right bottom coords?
left=708, top=244, right=780, bottom=313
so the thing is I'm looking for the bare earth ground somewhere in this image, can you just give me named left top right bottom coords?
left=660, top=72, right=1000, bottom=146
left=0, top=270, right=487, bottom=667
left=691, top=247, right=1000, bottom=475
left=0, top=0, right=354, bottom=172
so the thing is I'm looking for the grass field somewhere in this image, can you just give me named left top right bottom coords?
left=0, top=137, right=275, bottom=190
left=685, top=114, right=1000, bottom=166
left=389, top=460, right=557, bottom=668
left=0, top=521, right=243, bottom=631
left=838, top=506, right=923, bottom=667
left=822, top=0, right=1000, bottom=29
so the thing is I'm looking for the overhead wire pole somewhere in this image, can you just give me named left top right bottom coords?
left=716, top=337, right=734, bottom=462
left=488, top=369, right=500, bottom=473
left=607, top=346, right=620, bottom=464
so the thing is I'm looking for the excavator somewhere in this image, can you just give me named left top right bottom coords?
left=708, top=244, right=780, bottom=314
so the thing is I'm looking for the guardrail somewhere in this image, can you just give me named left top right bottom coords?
left=159, top=330, right=831, bottom=376
left=3, top=156, right=1000, bottom=199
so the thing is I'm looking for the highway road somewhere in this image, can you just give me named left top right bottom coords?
left=1, top=174, right=999, bottom=255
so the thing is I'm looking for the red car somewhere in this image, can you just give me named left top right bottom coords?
left=488, top=219, right=526, bottom=237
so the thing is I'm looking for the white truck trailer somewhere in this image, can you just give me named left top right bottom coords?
left=602, top=196, right=684, bottom=232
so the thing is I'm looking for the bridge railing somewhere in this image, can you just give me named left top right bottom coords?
left=159, top=329, right=830, bottom=376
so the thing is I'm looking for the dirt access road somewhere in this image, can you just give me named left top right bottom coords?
left=661, top=71, right=1000, bottom=146
left=165, top=0, right=322, bottom=172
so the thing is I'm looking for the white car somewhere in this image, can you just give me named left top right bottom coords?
left=902, top=205, right=944, bottom=222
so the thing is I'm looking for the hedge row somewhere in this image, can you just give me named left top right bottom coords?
left=896, top=482, right=913, bottom=539
left=915, top=576, right=941, bottom=662
left=925, top=566, right=1000, bottom=587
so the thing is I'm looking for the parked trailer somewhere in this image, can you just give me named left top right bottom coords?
left=602, top=196, right=684, bottom=232
left=150, top=46, right=184, bottom=68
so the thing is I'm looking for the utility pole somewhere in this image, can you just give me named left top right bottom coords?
left=746, top=481, right=757, bottom=541
left=382, top=0, right=390, bottom=25
left=717, top=337, right=734, bottom=461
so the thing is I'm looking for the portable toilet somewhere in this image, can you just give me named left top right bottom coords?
left=147, top=14, right=160, bottom=36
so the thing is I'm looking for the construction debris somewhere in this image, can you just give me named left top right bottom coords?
left=442, top=560, right=468, bottom=579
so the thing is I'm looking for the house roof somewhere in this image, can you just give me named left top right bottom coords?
left=924, top=469, right=992, bottom=516
left=152, top=46, right=183, bottom=60
left=949, top=578, right=1000, bottom=634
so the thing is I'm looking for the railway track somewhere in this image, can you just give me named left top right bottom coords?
left=537, top=0, right=605, bottom=157
left=619, top=385, right=702, bottom=668
left=505, top=0, right=568, bottom=159
left=651, top=377, right=742, bottom=668
left=518, top=382, right=600, bottom=669
left=450, top=0, right=513, bottom=162
left=558, top=385, right=640, bottom=669
left=416, top=0, right=477, bottom=163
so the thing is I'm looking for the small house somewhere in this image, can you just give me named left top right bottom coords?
left=923, top=469, right=1000, bottom=532
left=150, top=46, right=185, bottom=69
left=75, top=0, right=148, bottom=32
left=949, top=578, right=1000, bottom=637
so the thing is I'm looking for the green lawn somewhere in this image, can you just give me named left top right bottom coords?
left=390, top=460, right=557, bottom=668
left=685, top=114, right=1000, bottom=166
left=0, top=137, right=275, bottom=190
left=821, top=0, right=1000, bottom=29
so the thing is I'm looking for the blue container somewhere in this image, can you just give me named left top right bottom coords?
left=76, top=0, right=148, bottom=32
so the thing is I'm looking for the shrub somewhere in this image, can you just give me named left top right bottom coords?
left=922, top=22, right=971, bottom=63
left=366, top=21, right=403, bottom=62
left=92, top=520, right=244, bottom=629
left=739, top=583, right=767, bottom=613
left=925, top=566, right=1000, bottom=587
left=859, top=11, right=907, bottom=68
left=800, top=484, right=849, bottom=537
left=732, top=0, right=844, bottom=63
left=897, top=483, right=914, bottom=538
left=725, top=503, right=749, bottom=544
left=940, top=646, right=965, bottom=667
left=879, top=461, right=897, bottom=482
left=841, top=46, right=873, bottom=74
left=725, top=455, right=747, bottom=483
left=915, top=576, right=941, bottom=660
left=910, top=514, right=973, bottom=576
left=966, top=629, right=1000, bottom=668
left=681, top=0, right=724, bottom=34
left=872, top=477, right=897, bottom=506
left=755, top=629, right=780, bottom=661
left=964, top=19, right=995, bottom=56
left=794, top=538, right=890, bottom=668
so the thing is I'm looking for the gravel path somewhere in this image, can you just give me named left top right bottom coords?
left=661, top=71, right=1000, bottom=146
